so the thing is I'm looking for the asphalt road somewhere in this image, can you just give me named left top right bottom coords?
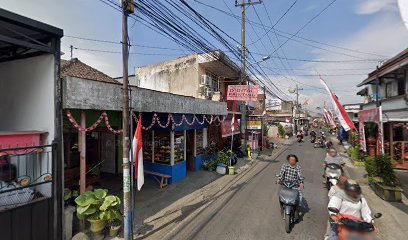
left=169, top=138, right=330, bottom=240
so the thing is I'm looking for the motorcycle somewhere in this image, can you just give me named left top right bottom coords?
left=310, top=135, right=316, bottom=143
left=328, top=207, right=382, bottom=240
left=325, top=163, right=342, bottom=189
left=314, top=137, right=325, bottom=148
left=276, top=176, right=305, bottom=233
left=297, top=135, right=303, bottom=142
left=325, top=140, right=334, bottom=149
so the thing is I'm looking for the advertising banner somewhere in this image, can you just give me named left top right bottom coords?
left=221, top=119, right=240, bottom=137
left=247, top=120, right=262, bottom=130
left=227, top=85, right=259, bottom=102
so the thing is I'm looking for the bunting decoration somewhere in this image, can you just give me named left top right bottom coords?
left=324, top=106, right=336, bottom=128
left=66, top=111, right=123, bottom=134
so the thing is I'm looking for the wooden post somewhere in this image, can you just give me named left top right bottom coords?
left=152, top=130, right=155, bottom=163
left=184, top=130, right=187, bottom=160
left=170, top=131, right=175, bottom=165
left=390, top=123, right=394, bottom=160
left=193, top=130, right=196, bottom=157
left=79, top=111, right=86, bottom=194
left=203, top=128, right=208, bottom=149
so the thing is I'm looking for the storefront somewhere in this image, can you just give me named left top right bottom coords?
left=138, top=113, right=221, bottom=183
left=247, top=119, right=262, bottom=150
left=220, top=115, right=241, bottom=151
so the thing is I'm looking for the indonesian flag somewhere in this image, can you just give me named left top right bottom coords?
left=323, top=111, right=329, bottom=124
left=262, top=108, right=266, bottom=116
left=131, top=114, right=144, bottom=190
left=320, top=77, right=356, bottom=131
left=324, top=106, right=336, bottom=128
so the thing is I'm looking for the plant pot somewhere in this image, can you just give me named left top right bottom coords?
left=372, top=181, right=403, bottom=202
left=216, top=164, right=227, bottom=175
left=87, top=219, right=107, bottom=234
left=109, top=225, right=121, bottom=237
left=228, top=166, right=235, bottom=175
left=64, top=205, right=76, bottom=240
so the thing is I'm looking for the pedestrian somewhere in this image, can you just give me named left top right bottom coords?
left=328, top=180, right=373, bottom=240
left=277, top=154, right=305, bottom=210
left=338, top=126, right=348, bottom=145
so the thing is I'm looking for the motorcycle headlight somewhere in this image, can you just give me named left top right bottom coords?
left=326, top=168, right=342, bottom=175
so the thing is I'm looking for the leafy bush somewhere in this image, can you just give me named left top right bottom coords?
left=278, top=124, right=285, bottom=138
left=348, top=146, right=362, bottom=162
left=348, top=130, right=360, bottom=147
left=365, top=154, right=396, bottom=186
left=75, top=189, right=122, bottom=222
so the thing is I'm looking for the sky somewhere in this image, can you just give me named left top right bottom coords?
left=2, top=0, right=408, bottom=112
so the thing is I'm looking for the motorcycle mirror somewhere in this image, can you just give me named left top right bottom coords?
left=373, top=213, right=382, bottom=219
left=275, top=174, right=280, bottom=177
left=299, top=177, right=305, bottom=181
left=328, top=207, right=340, bottom=214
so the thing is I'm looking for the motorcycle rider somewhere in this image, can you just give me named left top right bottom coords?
left=323, top=148, right=345, bottom=183
left=328, top=175, right=347, bottom=199
left=328, top=180, right=373, bottom=240
left=296, top=130, right=304, bottom=142
left=277, top=155, right=304, bottom=210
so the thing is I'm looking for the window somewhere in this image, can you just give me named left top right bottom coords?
left=385, top=81, right=398, bottom=98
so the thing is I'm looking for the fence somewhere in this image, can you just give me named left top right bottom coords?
left=0, top=144, right=55, bottom=240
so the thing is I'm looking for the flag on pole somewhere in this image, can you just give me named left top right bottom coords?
left=324, top=106, right=336, bottom=128
left=320, top=76, right=356, bottom=131
left=131, top=114, right=144, bottom=190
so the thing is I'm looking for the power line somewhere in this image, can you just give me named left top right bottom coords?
left=73, top=47, right=182, bottom=56
left=193, top=0, right=387, bottom=59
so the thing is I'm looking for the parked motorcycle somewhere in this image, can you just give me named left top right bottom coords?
left=277, top=176, right=305, bottom=233
left=328, top=207, right=382, bottom=240
left=325, top=163, right=342, bottom=189
left=325, top=140, right=334, bottom=149
left=297, top=136, right=303, bottom=142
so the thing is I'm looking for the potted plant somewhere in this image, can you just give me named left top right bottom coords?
left=75, top=189, right=122, bottom=234
left=365, top=154, right=403, bottom=202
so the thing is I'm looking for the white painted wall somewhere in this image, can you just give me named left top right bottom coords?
left=0, top=55, right=55, bottom=144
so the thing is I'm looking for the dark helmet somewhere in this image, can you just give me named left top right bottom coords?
left=345, top=181, right=361, bottom=194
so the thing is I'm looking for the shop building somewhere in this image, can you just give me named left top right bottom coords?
left=135, top=51, right=243, bottom=151
left=357, top=48, right=408, bottom=169
left=62, top=60, right=227, bottom=186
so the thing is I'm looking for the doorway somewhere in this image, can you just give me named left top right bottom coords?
left=100, top=131, right=117, bottom=174
left=186, top=130, right=195, bottom=171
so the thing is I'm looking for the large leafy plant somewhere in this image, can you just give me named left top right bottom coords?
left=75, top=189, right=121, bottom=221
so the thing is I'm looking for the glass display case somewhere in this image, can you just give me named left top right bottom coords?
left=196, top=129, right=205, bottom=155
left=154, top=132, right=171, bottom=164
left=142, top=130, right=153, bottom=162
left=174, top=132, right=185, bottom=163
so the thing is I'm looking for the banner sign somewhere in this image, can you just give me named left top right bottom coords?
left=247, top=120, right=262, bottom=130
left=227, top=85, right=259, bottom=102
left=267, top=98, right=282, bottom=110
left=221, top=119, right=240, bottom=137
left=359, top=121, right=367, bottom=152
left=358, top=107, right=383, bottom=154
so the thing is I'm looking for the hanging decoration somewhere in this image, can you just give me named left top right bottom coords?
left=132, top=113, right=225, bottom=130
left=66, top=111, right=123, bottom=134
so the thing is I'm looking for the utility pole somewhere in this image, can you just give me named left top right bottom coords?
left=70, top=45, right=73, bottom=59
left=294, top=84, right=303, bottom=132
left=235, top=0, right=262, bottom=149
left=261, top=85, right=266, bottom=151
left=121, top=1, right=134, bottom=239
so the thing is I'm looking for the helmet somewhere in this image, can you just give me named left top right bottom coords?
left=345, top=181, right=361, bottom=194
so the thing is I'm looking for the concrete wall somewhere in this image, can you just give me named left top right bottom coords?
left=136, top=55, right=200, bottom=98
left=62, top=77, right=227, bottom=115
left=0, top=55, right=55, bottom=144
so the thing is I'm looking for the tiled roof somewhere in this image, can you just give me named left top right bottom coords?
left=61, top=58, right=118, bottom=83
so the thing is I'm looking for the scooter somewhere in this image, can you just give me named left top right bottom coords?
left=328, top=207, right=382, bottom=240
left=325, top=163, right=342, bottom=189
left=297, top=135, right=303, bottom=142
left=325, top=140, right=334, bottom=149
left=277, top=176, right=304, bottom=233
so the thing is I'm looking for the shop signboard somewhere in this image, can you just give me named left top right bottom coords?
left=267, top=98, right=282, bottom=110
left=227, top=85, right=259, bottom=102
left=221, top=119, right=240, bottom=137
left=247, top=120, right=262, bottom=130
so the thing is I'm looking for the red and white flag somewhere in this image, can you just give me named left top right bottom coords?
left=324, top=106, right=336, bottom=128
left=320, top=77, right=356, bottom=131
left=131, top=114, right=144, bottom=191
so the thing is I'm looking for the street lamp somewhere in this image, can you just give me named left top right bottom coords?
left=247, top=56, right=270, bottom=67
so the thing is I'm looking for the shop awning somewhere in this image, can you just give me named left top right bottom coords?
left=63, top=77, right=228, bottom=116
